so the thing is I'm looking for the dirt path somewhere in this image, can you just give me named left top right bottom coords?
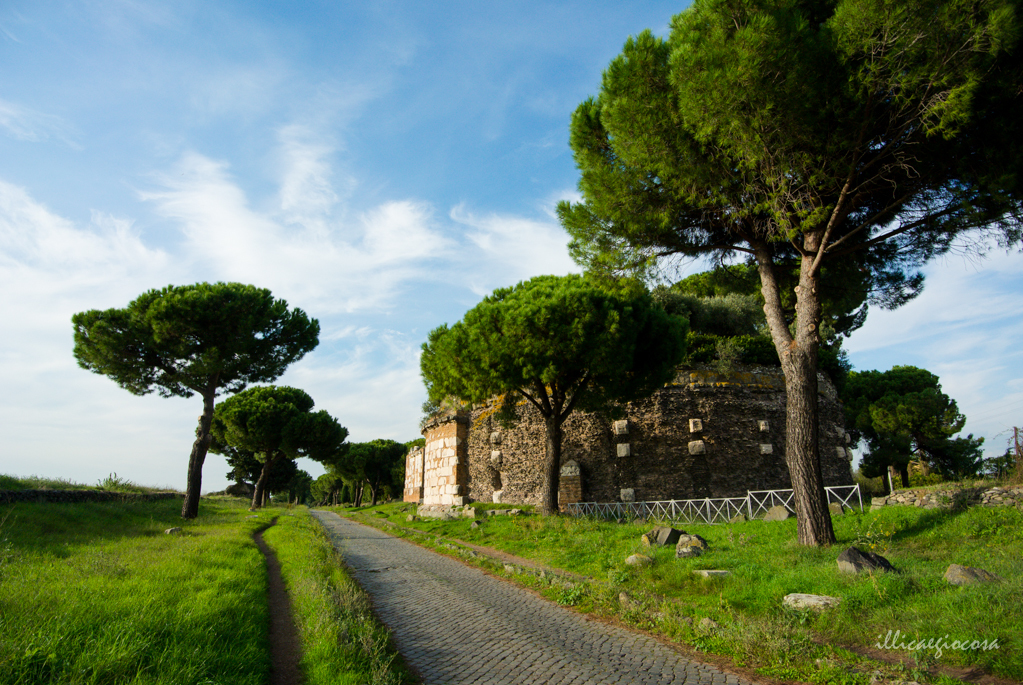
left=253, top=518, right=303, bottom=685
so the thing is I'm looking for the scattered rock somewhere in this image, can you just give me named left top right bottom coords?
left=675, top=546, right=703, bottom=559
left=246, top=515, right=259, bottom=519
left=693, top=569, right=730, bottom=578
left=763, top=505, right=791, bottom=521
left=944, top=563, right=1001, bottom=586
left=729, top=514, right=747, bottom=523
left=676, top=533, right=709, bottom=549
left=625, top=554, right=654, bottom=567
left=470, top=521, right=480, bottom=530
left=225, top=481, right=254, bottom=497
left=699, top=617, right=720, bottom=630
left=619, top=592, right=641, bottom=610
left=837, top=546, right=896, bottom=574
left=503, top=563, right=519, bottom=574
left=642, top=526, right=684, bottom=547
left=508, top=509, right=523, bottom=516
left=828, top=502, right=846, bottom=516
left=406, top=514, right=417, bottom=522
left=783, top=593, right=841, bottom=611
left=164, top=527, right=182, bottom=534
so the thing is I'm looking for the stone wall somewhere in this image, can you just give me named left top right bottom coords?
left=407, top=366, right=854, bottom=508
left=421, top=414, right=469, bottom=505
left=870, top=485, right=1023, bottom=511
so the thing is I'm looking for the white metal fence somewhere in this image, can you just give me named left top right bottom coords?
left=562, top=484, right=862, bottom=524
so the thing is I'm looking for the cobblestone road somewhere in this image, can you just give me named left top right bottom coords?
left=311, top=511, right=757, bottom=685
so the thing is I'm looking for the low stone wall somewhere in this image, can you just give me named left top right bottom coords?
left=0, top=489, right=184, bottom=505
left=870, top=485, right=1023, bottom=511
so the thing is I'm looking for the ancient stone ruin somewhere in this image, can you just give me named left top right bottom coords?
left=404, top=366, right=854, bottom=508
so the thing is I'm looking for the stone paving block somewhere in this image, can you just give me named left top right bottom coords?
left=311, top=511, right=759, bottom=685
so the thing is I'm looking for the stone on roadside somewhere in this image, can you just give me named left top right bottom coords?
left=944, top=564, right=1001, bottom=586
left=837, top=547, right=896, bottom=574
left=693, top=569, right=730, bottom=578
left=164, top=527, right=182, bottom=534
left=783, top=593, right=841, bottom=611
left=625, top=554, right=653, bottom=567
left=642, top=526, right=684, bottom=547
left=619, top=592, right=641, bottom=610
left=763, top=505, right=791, bottom=521
left=699, top=617, right=720, bottom=630
left=676, top=545, right=703, bottom=559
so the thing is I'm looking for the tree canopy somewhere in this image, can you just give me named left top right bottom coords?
left=557, top=0, right=1022, bottom=544
left=421, top=274, right=687, bottom=514
left=210, top=385, right=347, bottom=510
left=72, top=282, right=320, bottom=518
left=843, top=366, right=983, bottom=483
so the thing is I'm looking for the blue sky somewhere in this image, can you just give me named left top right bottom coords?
left=2, top=1, right=1021, bottom=492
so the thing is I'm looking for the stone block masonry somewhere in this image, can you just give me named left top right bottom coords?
left=406, top=365, right=853, bottom=508
left=403, top=446, right=424, bottom=503
left=421, top=413, right=469, bottom=506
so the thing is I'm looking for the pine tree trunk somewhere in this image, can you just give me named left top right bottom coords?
left=250, top=455, right=278, bottom=510
left=538, top=413, right=563, bottom=516
left=756, top=239, right=836, bottom=546
left=181, top=381, right=218, bottom=519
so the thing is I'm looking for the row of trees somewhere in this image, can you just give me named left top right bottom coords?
left=73, top=281, right=413, bottom=516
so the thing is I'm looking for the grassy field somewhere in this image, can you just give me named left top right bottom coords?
left=334, top=499, right=1023, bottom=685
left=0, top=472, right=173, bottom=493
left=0, top=490, right=411, bottom=685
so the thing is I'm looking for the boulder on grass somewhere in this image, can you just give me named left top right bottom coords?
left=642, top=526, right=684, bottom=547
left=828, top=502, right=846, bottom=516
left=676, top=545, right=703, bottom=559
left=625, top=554, right=653, bottom=567
left=783, top=593, right=841, bottom=611
left=676, top=533, right=709, bottom=550
left=225, top=481, right=254, bottom=497
left=837, top=547, right=896, bottom=574
left=944, top=564, right=1001, bottom=586
left=763, top=505, right=791, bottom=522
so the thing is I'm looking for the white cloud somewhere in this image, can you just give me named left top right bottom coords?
left=139, top=150, right=450, bottom=313
left=845, top=243, right=1023, bottom=456
left=450, top=202, right=579, bottom=296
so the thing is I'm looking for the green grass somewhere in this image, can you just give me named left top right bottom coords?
left=0, top=498, right=410, bottom=685
left=262, top=509, right=415, bottom=685
left=342, top=500, right=1023, bottom=684
left=0, top=472, right=175, bottom=493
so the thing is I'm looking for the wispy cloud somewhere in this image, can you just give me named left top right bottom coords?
left=0, top=99, right=78, bottom=147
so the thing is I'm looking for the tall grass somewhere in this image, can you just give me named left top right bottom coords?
left=0, top=472, right=176, bottom=493
left=0, top=498, right=269, bottom=684
left=0, top=498, right=412, bottom=685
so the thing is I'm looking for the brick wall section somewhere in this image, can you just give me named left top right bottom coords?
left=403, top=446, right=425, bottom=503
left=421, top=413, right=470, bottom=506
left=462, top=366, right=852, bottom=507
